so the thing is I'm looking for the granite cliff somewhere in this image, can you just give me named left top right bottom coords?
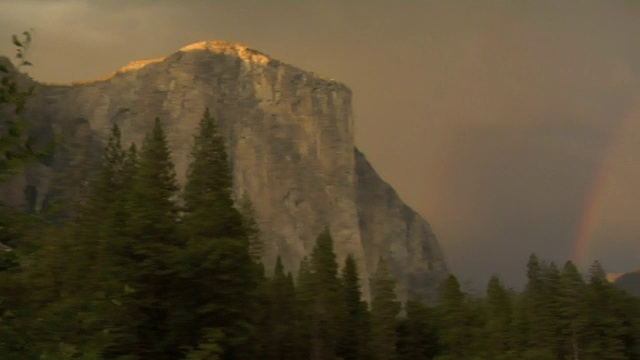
left=0, top=41, right=448, bottom=301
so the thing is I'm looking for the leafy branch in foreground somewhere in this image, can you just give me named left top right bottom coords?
left=0, top=31, right=43, bottom=182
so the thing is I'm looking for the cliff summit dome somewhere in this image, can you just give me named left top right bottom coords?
left=179, top=40, right=271, bottom=65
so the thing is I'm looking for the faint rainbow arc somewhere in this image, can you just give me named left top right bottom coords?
left=573, top=161, right=609, bottom=269
left=572, top=107, right=637, bottom=269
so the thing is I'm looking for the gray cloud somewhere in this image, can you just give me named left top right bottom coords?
left=1, top=0, right=639, bottom=289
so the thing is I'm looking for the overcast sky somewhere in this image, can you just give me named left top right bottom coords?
left=1, top=0, right=639, bottom=289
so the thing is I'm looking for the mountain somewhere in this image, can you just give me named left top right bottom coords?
left=0, top=40, right=448, bottom=301
left=612, top=270, right=640, bottom=297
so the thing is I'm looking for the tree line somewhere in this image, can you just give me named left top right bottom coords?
left=0, top=108, right=638, bottom=359
left=0, top=109, right=396, bottom=359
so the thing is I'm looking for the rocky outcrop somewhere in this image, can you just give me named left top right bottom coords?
left=0, top=41, right=448, bottom=301
left=355, top=149, right=448, bottom=301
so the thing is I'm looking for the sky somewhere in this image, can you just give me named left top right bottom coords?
left=1, top=0, right=639, bottom=289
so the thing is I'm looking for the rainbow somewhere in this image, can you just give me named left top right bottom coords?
left=572, top=104, right=638, bottom=269
left=573, top=157, right=609, bottom=269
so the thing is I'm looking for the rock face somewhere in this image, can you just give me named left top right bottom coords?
left=355, top=149, right=447, bottom=301
left=0, top=41, right=448, bottom=301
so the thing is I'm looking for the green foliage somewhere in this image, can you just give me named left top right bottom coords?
left=520, top=255, right=560, bottom=352
left=179, top=109, right=261, bottom=359
left=261, top=256, right=298, bottom=360
left=185, top=328, right=224, bottom=360
left=11, top=32, right=33, bottom=68
left=2, top=193, right=640, bottom=360
left=0, top=31, right=49, bottom=182
left=0, top=32, right=32, bottom=112
left=294, top=255, right=315, bottom=358
left=98, top=119, right=183, bottom=359
left=1, top=100, right=639, bottom=359
left=338, top=254, right=370, bottom=360
left=557, top=261, right=587, bottom=359
left=581, top=261, right=628, bottom=359
left=370, top=256, right=400, bottom=360
left=183, top=108, right=244, bottom=240
left=307, top=228, right=343, bottom=360
left=128, top=117, right=179, bottom=244
left=436, top=275, right=474, bottom=359
left=0, top=203, right=41, bottom=248
left=238, top=191, right=263, bottom=263
left=396, top=299, right=439, bottom=360
left=484, top=276, right=514, bottom=357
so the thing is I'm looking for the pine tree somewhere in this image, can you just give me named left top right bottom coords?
left=69, top=124, right=127, bottom=278
left=294, top=256, right=314, bottom=359
left=558, top=261, right=586, bottom=360
left=109, top=143, right=138, bottom=239
left=263, top=256, right=297, bottom=360
left=337, top=254, right=369, bottom=360
left=74, top=124, right=130, bottom=268
left=19, top=125, right=137, bottom=358
left=183, top=108, right=244, bottom=240
left=396, top=299, right=439, bottom=360
left=436, top=275, right=473, bottom=359
left=179, top=109, right=259, bottom=359
left=128, top=117, right=179, bottom=244
left=307, top=228, right=343, bottom=360
left=614, top=290, right=640, bottom=360
left=0, top=225, right=75, bottom=360
left=93, top=124, right=127, bottom=205
left=103, top=117, right=183, bottom=359
left=520, top=254, right=558, bottom=358
left=484, top=275, right=514, bottom=359
left=370, top=256, right=400, bottom=360
left=238, top=191, right=263, bottom=263
left=544, top=262, right=563, bottom=357
left=582, top=261, right=626, bottom=360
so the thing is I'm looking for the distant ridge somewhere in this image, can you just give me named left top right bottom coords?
left=612, top=269, right=640, bottom=296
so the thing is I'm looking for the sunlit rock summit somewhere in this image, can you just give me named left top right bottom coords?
left=0, top=40, right=448, bottom=301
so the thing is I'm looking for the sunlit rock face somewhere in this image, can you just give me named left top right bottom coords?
left=1, top=41, right=448, bottom=301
